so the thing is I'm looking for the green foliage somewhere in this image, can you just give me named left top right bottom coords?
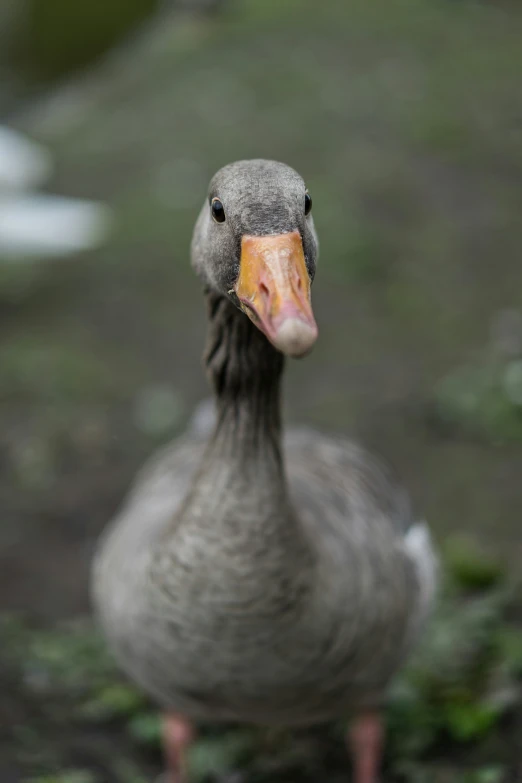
left=445, top=535, right=505, bottom=591
left=188, top=733, right=257, bottom=781
left=22, top=620, right=116, bottom=692
left=387, top=573, right=520, bottom=776
left=12, top=0, right=159, bottom=81
left=464, top=767, right=505, bottom=783
left=434, top=359, right=522, bottom=444
left=25, top=772, right=100, bottom=783
left=442, top=701, right=501, bottom=742
left=395, top=763, right=507, bottom=783
left=1, top=614, right=148, bottom=720
left=127, top=712, right=162, bottom=748
left=495, top=627, right=522, bottom=678
left=80, top=683, right=146, bottom=721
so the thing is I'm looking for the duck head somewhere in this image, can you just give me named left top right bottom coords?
left=191, top=159, right=319, bottom=358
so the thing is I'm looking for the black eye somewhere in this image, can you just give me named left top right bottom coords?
left=211, top=197, right=226, bottom=223
left=304, top=190, right=312, bottom=216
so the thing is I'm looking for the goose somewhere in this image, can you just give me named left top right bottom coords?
left=92, top=159, right=437, bottom=783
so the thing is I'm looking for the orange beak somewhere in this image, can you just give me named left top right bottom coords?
left=234, top=231, right=318, bottom=358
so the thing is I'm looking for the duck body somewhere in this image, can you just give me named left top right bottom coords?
left=95, top=432, right=433, bottom=727
left=92, top=160, right=436, bottom=780
left=93, top=310, right=435, bottom=728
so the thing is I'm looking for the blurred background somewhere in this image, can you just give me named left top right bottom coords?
left=1, top=1, right=522, bottom=781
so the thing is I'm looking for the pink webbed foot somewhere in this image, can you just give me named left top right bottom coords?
left=347, top=711, right=384, bottom=783
left=162, top=712, right=195, bottom=783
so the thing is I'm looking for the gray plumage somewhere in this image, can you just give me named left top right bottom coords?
left=92, top=159, right=437, bottom=728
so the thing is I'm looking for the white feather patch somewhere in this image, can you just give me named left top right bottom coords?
left=403, top=521, right=438, bottom=641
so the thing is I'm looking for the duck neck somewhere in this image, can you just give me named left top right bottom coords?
left=203, top=291, right=285, bottom=475
left=172, top=291, right=312, bottom=575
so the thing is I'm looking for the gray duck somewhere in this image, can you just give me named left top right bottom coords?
left=92, top=159, right=437, bottom=783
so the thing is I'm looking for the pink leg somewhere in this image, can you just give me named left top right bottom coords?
left=162, top=712, right=195, bottom=783
left=347, top=711, right=384, bottom=783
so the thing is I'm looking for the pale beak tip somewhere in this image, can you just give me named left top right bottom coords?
left=271, top=317, right=318, bottom=358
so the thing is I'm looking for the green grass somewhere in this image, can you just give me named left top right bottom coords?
left=433, top=357, right=522, bottom=444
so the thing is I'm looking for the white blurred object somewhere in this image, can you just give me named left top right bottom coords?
left=0, top=125, right=111, bottom=260
left=0, top=125, right=53, bottom=191
left=0, top=194, right=111, bottom=259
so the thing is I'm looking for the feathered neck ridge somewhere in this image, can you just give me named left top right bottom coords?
left=203, top=290, right=284, bottom=461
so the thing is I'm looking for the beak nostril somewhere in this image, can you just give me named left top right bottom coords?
left=259, top=282, right=270, bottom=300
left=296, top=277, right=302, bottom=291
